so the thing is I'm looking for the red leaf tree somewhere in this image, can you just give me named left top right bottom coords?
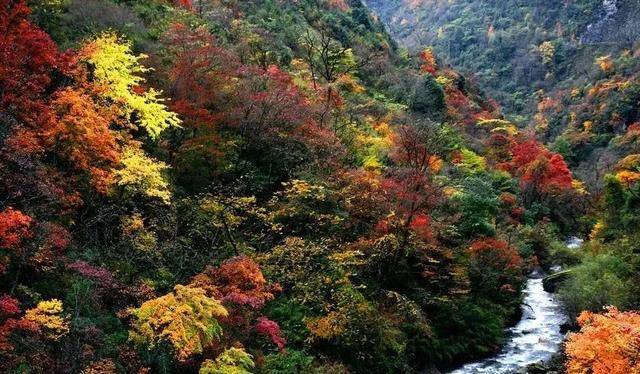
left=190, top=256, right=285, bottom=350
left=467, top=238, right=524, bottom=302
left=510, top=139, right=573, bottom=200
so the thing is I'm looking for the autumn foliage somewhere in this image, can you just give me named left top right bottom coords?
left=420, top=48, right=438, bottom=75
left=191, top=256, right=281, bottom=310
left=566, top=307, right=640, bottom=374
left=510, top=139, right=573, bottom=194
left=0, top=0, right=623, bottom=372
left=0, top=0, right=58, bottom=124
left=467, top=238, right=524, bottom=300
left=468, top=238, right=523, bottom=270
left=0, top=208, right=33, bottom=250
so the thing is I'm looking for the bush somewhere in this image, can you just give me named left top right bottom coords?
left=558, top=253, right=635, bottom=321
left=409, top=75, right=445, bottom=120
left=425, top=299, right=507, bottom=365
left=261, top=350, right=314, bottom=374
left=548, top=240, right=582, bottom=268
left=566, top=307, right=640, bottom=374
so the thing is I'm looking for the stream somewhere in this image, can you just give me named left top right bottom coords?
left=448, top=238, right=583, bottom=373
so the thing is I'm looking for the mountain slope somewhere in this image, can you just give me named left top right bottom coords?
left=0, top=0, right=587, bottom=373
left=364, top=0, right=640, bottom=122
left=364, top=2, right=640, bottom=372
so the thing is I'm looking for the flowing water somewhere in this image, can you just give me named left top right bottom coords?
left=448, top=237, right=584, bottom=373
left=566, top=237, right=584, bottom=250
left=449, top=276, right=567, bottom=373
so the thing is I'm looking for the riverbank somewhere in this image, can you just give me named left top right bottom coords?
left=445, top=237, right=585, bottom=373
left=447, top=273, right=567, bottom=373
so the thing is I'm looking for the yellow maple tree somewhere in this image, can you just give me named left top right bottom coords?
left=199, top=347, right=254, bottom=374
left=80, top=33, right=180, bottom=139
left=129, top=285, right=228, bottom=362
left=24, top=299, right=69, bottom=340
left=113, top=145, right=172, bottom=204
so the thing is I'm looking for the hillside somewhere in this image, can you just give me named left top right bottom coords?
left=364, top=0, right=640, bottom=123
left=365, top=1, right=640, bottom=373
left=1, top=0, right=638, bottom=373
left=364, top=0, right=640, bottom=188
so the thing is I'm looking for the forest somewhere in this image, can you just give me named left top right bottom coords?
left=0, top=0, right=639, bottom=373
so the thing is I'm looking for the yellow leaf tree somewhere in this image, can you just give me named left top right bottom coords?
left=80, top=33, right=180, bottom=139
left=113, top=145, right=172, bottom=204
left=24, top=299, right=69, bottom=340
left=129, top=285, right=228, bottom=362
left=199, top=347, right=254, bottom=374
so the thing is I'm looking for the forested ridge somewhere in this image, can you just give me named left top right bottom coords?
left=0, top=0, right=638, bottom=373
left=364, top=0, right=640, bottom=373
left=364, top=0, right=640, bottom=121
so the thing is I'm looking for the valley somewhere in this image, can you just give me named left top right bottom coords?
left=0, top=1, right=639, bottom=373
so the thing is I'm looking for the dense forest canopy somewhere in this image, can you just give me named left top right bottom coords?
left=0, top=0, right=639, bottom=373
left=365, top=0, right=640, bottom=121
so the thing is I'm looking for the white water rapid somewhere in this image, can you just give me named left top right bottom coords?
left=447, top=237, right=585, bottom=373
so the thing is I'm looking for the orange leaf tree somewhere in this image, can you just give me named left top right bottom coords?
left=566, top=306, right=640, bottom=374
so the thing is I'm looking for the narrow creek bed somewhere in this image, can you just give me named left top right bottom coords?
left=448, top=273, right=567, bottom=373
